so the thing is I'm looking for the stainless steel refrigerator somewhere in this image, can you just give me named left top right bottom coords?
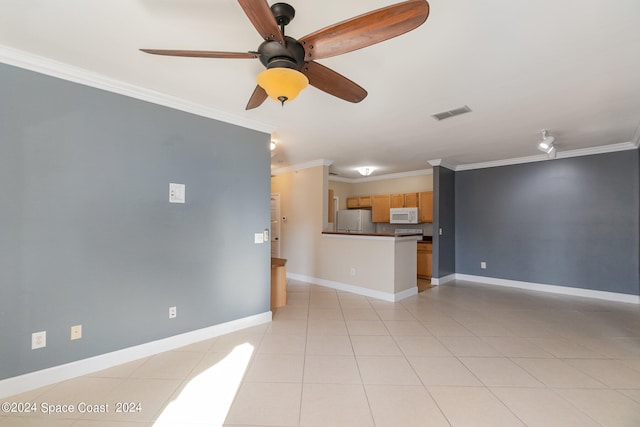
left=336, top=209, right=375, bottom=233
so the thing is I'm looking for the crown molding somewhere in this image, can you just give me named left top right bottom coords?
left=456, top=141, right=639, bottom=171
left=271, top=159, right=333, bottom=175
left=0, top=45, right=276, bottom=135
left=329, top=168, right=433, bottom=183
left=632, top=121, right=640, bottom=148
left=427, top=159, right=458, bottom=171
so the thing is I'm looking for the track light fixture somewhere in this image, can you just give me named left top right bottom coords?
left=538, top=129, right=557, bottom=158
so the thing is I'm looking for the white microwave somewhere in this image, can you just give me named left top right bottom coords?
left=390, top=207, right=419, bottom=224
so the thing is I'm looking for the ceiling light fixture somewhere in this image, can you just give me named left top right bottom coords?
left=356, top=167, right=376, bottom=176
left=538, top=129, right=557, bottom=158
left=257, top=67, right=308, bottom=106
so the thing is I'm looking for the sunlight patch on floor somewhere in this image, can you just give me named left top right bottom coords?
left=153, top=343, right=254, bottom=426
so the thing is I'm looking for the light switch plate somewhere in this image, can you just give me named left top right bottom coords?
left=169, top=183, right=186, bottom=203
left=254, top=233, right=264, bottom=244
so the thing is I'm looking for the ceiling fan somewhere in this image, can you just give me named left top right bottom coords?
left=141, top=0, right=430, bottom=110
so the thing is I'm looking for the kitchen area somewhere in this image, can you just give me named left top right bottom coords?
left=325, top=174, right=434, bottom=295
left=270, top=165, right=434, bottom=303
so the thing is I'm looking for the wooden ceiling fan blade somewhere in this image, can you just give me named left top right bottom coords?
left=237, top=0, right=285, bottom=44
left=246, top=85, right=269, bottom=110
left=300, top=61, right=367, bottom=103
left=140, top=49, right=259, bottom=59
left=299, top=0, right=429, bottom=61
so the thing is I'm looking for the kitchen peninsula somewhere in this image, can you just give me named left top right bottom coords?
left=317, top=231, right=423, bottom=301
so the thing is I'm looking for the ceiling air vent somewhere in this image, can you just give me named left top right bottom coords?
left=431, top=105, right=472, bottom=121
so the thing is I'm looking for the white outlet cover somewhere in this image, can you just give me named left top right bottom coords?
left=71, top=325, right=82, bottom=340
left=32, top=331, right=46, bottom=349
left=169, top=306, right=177, bottom=319
left=169, top=183, right=186, bottom=203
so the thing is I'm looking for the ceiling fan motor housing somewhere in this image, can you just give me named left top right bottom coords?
left=258, top=36, right=305, bottom=70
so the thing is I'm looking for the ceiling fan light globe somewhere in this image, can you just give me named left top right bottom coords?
left=257, top=68, right=308, bottom=104
left=356, top=166, right=375, bottom=176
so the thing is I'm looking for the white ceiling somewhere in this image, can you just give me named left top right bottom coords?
left=1, top=0, right=639, bottom=178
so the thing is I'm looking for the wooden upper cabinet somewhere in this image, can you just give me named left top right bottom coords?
left=390, top=193, right=404, bottom=208
left=391, top=193, right=419, bottom=208
left=371, top=194, right=390, bottom=222
left=419, top=191, right=433, bottom=223
left=404, top=193, right=419, bottom=208
left=348, top=191, right=430, bottom=222
left=358, top=196, right=372, bottom=208
left=346, top=196, right=372, bottom=209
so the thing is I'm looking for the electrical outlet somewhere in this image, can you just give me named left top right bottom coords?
left=480, top=261, right=487, bottom=269
left=32, top=331, right=46, bottom=349
left=169, top=306, right=177, bottom=319
left=169, top=183, right=186, bottom=204
left=70, top=325, right=82, bottom=340
left=350, top=267, right=356, bottom=277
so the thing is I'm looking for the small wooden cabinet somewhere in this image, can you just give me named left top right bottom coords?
left=271, top=258, right=287, bottom=309
left=390, top=193, right=405, bottom=208
left=418, top=192, right=433, bottom=223
left=390, top=193, right=419, bottom=208
left=417, top=241, right=432, bottom=279
left=404, top=193, right=419, bottom=208
left=371, top=194, right=391, bottom=222
left=346, top=196, right=372, bottom=209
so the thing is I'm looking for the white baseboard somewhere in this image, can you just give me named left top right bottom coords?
left=0, top=311, right=272, bottom=399
left=455, top=274, right=640, bottom=304
left=430, top=274, right=455, bottom=286
left=287, top=273, right=418, bottom=302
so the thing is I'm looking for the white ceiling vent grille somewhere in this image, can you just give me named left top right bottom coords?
left=431, top=105, right=472, bottom=121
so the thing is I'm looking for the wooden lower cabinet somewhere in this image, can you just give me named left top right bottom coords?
left=417, top=241, right=432, bottom=279
left=271, top=258, right=287, bottom=309
left=371, top=194, right=391, bottom=222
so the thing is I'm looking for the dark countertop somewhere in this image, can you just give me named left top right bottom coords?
left=322, top=231, right=423, bottom=238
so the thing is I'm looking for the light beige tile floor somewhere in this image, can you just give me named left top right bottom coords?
left=2, top=279, right=640, bottom=426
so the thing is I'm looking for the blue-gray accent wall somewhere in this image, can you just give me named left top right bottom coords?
left=432, top=166, right=456, bottom=279
left=0, top=63, right=272, bottom=380
left=455, top=150, right=640, bottom=295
